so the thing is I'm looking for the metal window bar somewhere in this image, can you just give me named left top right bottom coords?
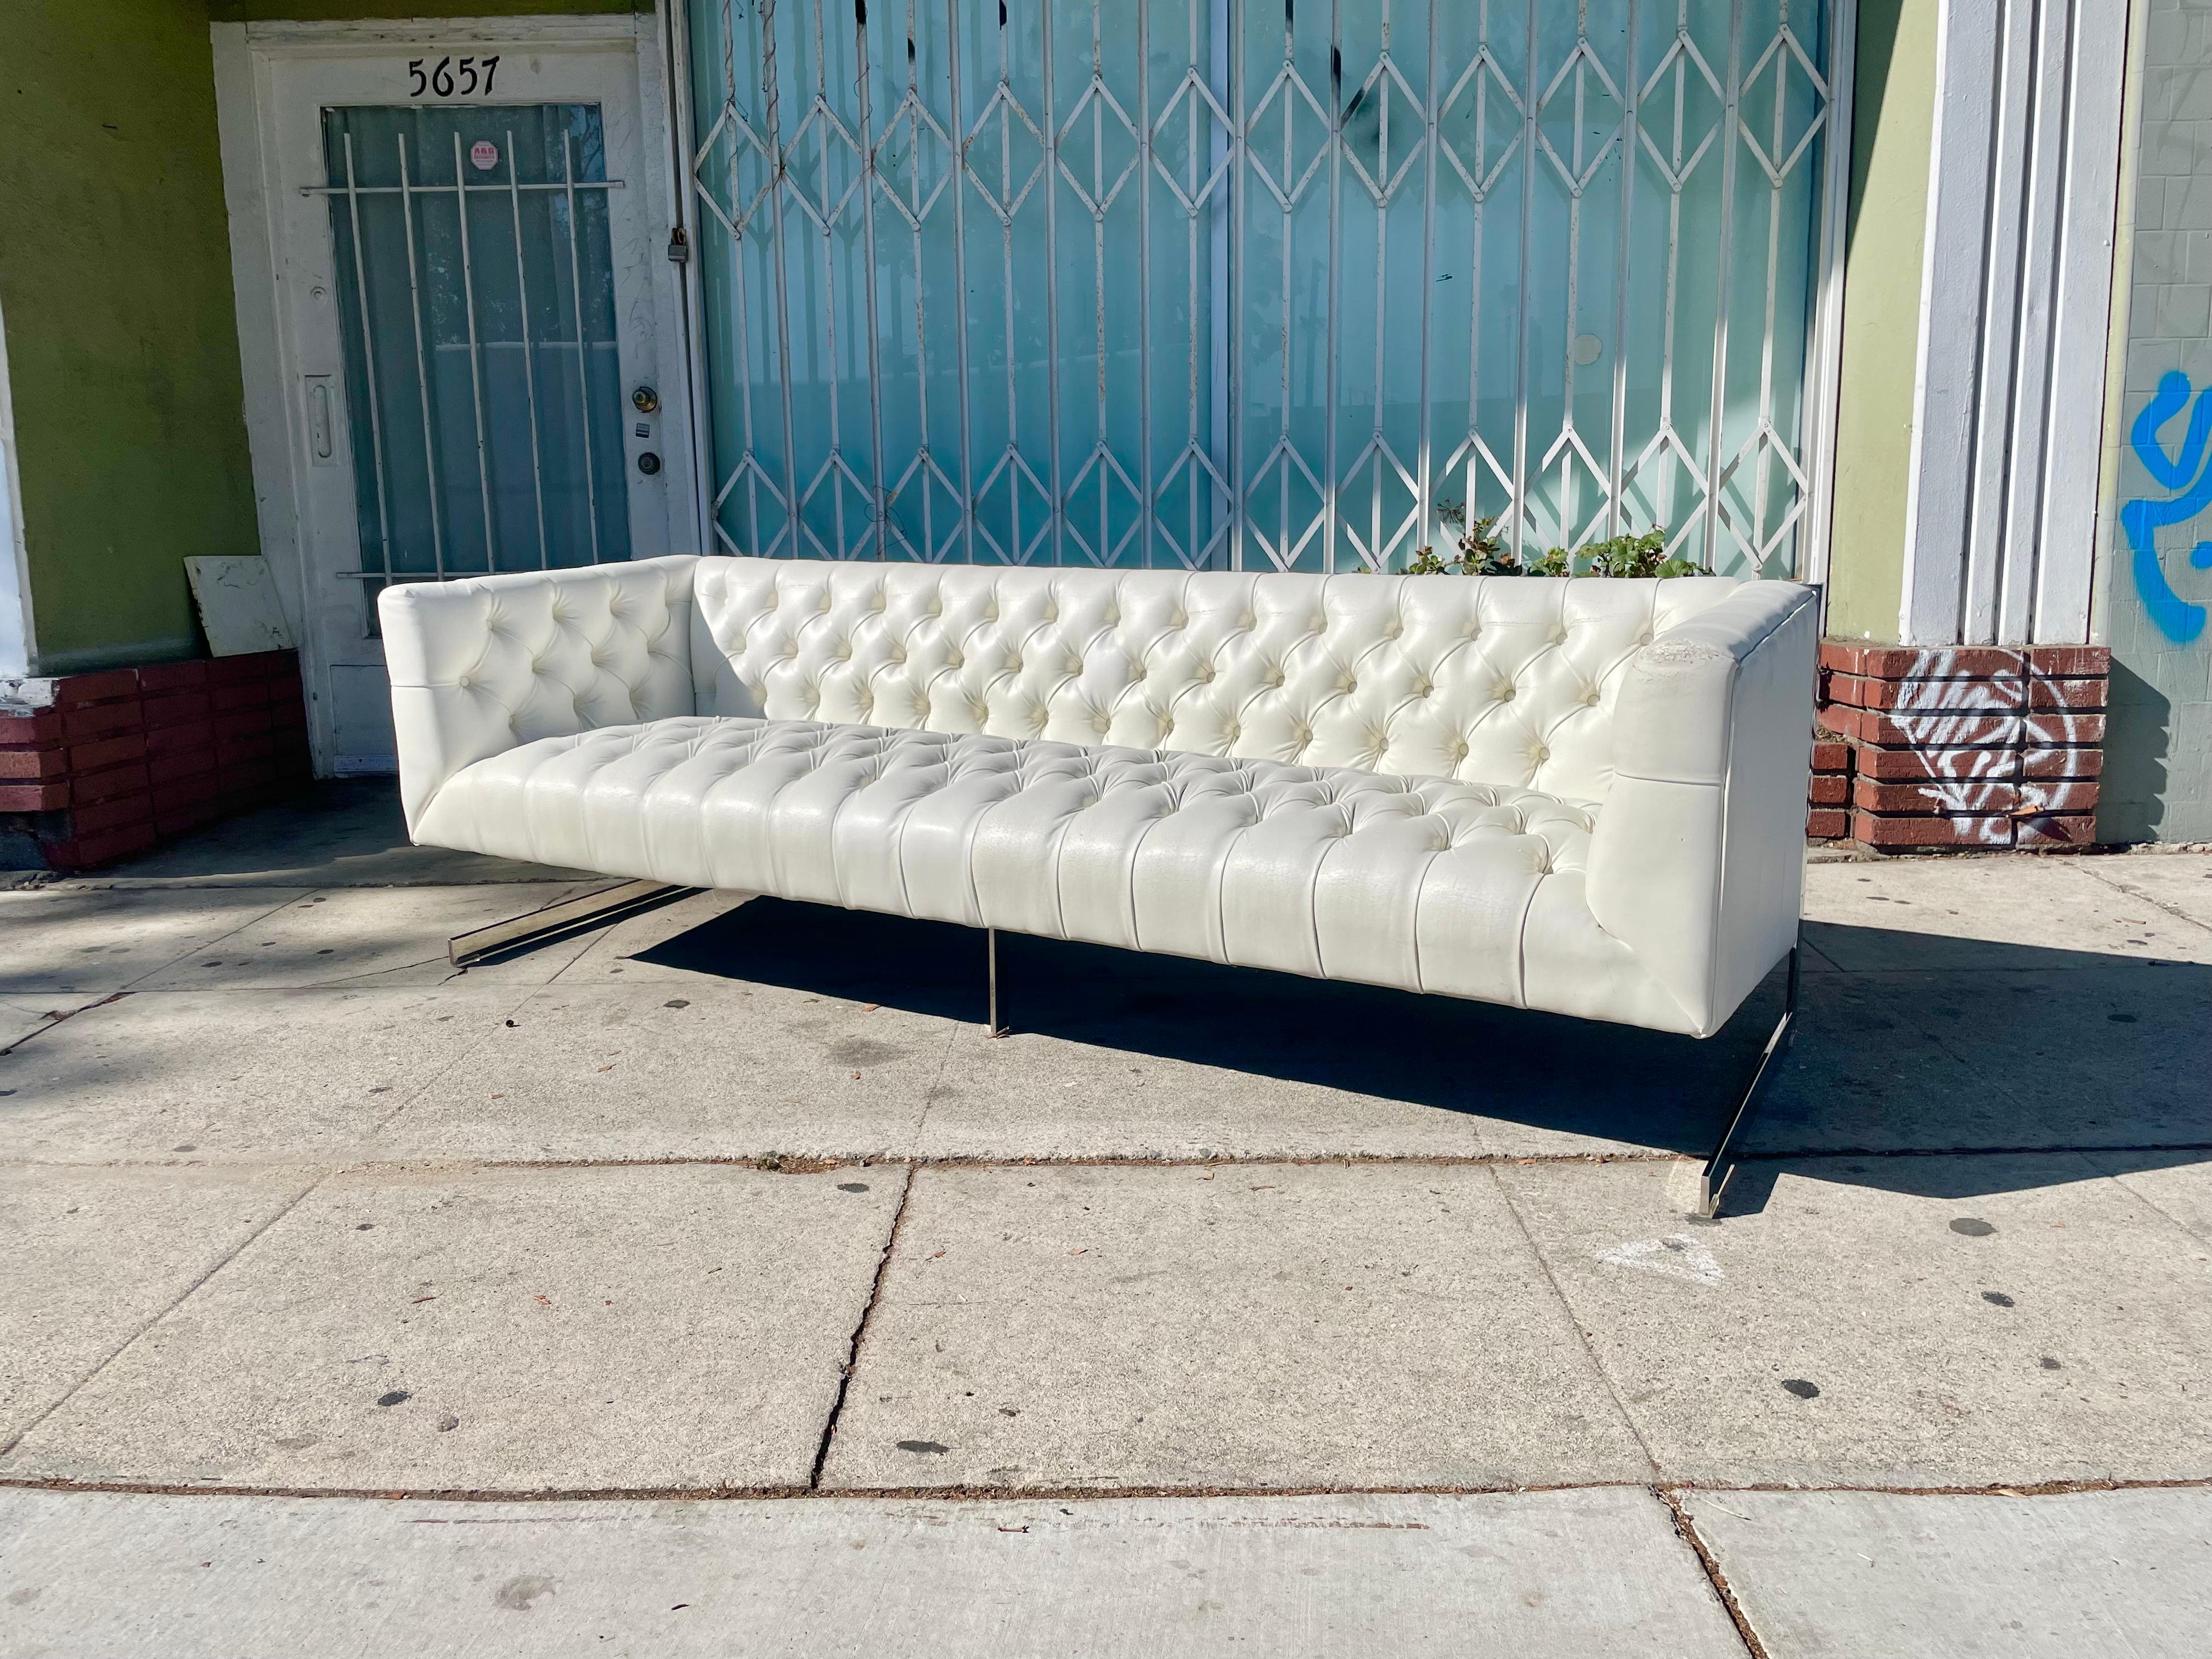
left=504, top=128, right=554, bottom=567
left=307, top=138, right=628, bottom=584
left=681, top=0, right=1839, bottom=580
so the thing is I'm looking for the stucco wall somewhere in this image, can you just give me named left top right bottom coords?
left=2103, top=0, right=2212, bottom=842
left=1825, top=0, right=1937, bottom=643
left=0, top=0, right=262, bottom=674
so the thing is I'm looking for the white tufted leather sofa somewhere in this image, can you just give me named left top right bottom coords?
left=382, top=555, right=1816, bottom=1037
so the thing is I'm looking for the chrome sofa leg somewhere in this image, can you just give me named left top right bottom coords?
left=447, top=880, right=696, bottom=968
left=984, top=927, right=1009, bottom=1038
left=1694, top=941, right=1801, bottom=1220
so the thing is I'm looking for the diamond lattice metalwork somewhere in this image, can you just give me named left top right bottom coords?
left=681, top=0, right=1841, bottom=580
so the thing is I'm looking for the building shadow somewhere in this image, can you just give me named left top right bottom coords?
left=632, top=896, right=2211, bottom=1209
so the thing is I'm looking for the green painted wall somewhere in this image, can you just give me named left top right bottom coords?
left=1825, top=0, right=1936, bottom=643
left=207, top=0, right=642, bottom=17
left=0, top=0, right=262, bottom=674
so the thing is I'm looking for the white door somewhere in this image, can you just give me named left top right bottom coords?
left=221, top=19, right=694, bottom=774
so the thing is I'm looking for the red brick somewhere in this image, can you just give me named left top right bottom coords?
left=0, top=747, right=67, bottom=781
left=134, top=658, right=211, bottom=693
left=2024, top=645, right=2110, bottom=676
left=140, top=688, right=213, bottom=729
left=209, top=680, right=272, bottom=714
left=40, top=822, right=157, bottom=870
left=0, top=781, right=69, bottom=811
left=215, top=731, right=274, bottom=769
left=1810, top=739, right=1850, bottom=772
left=70, top=760, right=151, bottom=805
left=1830, top=673, right=2027, bottom=714
left=1852, top=745, right=2021, bottom=782
left=2026, top=712, right=2104, bottom=746
left=146, top=718, right=216, bottom=757
left=70, top=792, right=155, bottom=836
left=2022, top=746, right=2103, bottom=780
left=60, top=699, right=142, bottom=742
left=2017, top=780, right=2099, bottom=812
left=1826, top=644, right=2023, bottom=680
left=149, top=746, right=218, bottom=785
left=1855, top=776, right=2017, bottom=814
left=151, top=772, right=220, bottom=814
left=1841, top=710, right=2107, bottom=749
left=1810, top=774, right=1850, bottom=806
left=2027, top=678, right=2107, bottom=712
left=0, top=708, right=63, bottom=744
left=1850, top=810, right=2016, bottom=849
left=50, top=669, right=142, bottom=709
left=208, top=650, right=291, bottom=685
left=1807, top=807, right=1849, bottom=839
left=65, top=732, right=148, bottom=772
left=1848, top=710, right=2016, bottom=748
left=213, top=705, right=272, bottom=738
left=2015, top=814, right=2100, bottom=848
left=268, top=692, right=309, bottom=733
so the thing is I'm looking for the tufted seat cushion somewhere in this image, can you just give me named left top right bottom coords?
left=385, top=556, right=1820, bottom=1037
left=418, top=715, right=1689, bottom=1026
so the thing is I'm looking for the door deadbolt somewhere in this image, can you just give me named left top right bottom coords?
left=637, top=451, right=662, bottom=475
left=631, top=385, right=660, bottom=414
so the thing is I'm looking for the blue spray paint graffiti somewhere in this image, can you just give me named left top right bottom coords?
left=2123, top=370, right=2212, bottom=644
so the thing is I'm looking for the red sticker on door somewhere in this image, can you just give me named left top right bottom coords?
left=470, top=140, right=499, bottom=172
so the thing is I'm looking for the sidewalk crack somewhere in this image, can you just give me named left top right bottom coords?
left=809, top=1161, right=917, bottom=1491
left=1661, top=1489, right=1770, bottom=1659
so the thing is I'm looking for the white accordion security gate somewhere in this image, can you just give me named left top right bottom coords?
left=672, top=0, right=1846, bottom=578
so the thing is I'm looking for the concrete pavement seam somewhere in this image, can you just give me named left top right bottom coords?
left=0, top=990, right=129, bottom=1059
left=0, top=1472, right=2204, bottom=1505
left=808, top=1161, right=918, bottom=1492
left=110, top=887, right=312, bottom=994
left=1482, top=1164, right=1664, bottom=1480
left=0, top=1173, right=326, bottom=1460
left=2074, top=857, right=2212, bottom=938
left=1661, top=1489, right=1770, bottom=1659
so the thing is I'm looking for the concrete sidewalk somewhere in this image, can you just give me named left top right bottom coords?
left=2, top=781, right=2208, bottom=1654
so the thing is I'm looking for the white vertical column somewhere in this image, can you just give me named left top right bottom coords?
left=2037, top=0, right=2128, bottom=641
left=1898, top=0, right=1999, bottom=642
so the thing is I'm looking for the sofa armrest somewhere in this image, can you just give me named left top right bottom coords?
left=1584, top=580, right=1820, bottom=1036
left=377, top=557, right=700, bottom=835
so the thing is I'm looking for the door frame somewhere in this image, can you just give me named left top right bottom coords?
left=213, top=10, right=695, bottom=775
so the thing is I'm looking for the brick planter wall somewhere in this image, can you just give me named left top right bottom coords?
left=1, top=651, right=312, bottom=871
left=1809, top=641, right=2109, bottom=852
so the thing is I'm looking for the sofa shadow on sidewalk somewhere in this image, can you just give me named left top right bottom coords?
left=631, top=898, right=2211, bottom=1209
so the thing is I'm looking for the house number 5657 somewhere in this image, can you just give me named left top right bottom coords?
left=407, top=55, right=499, bottom=98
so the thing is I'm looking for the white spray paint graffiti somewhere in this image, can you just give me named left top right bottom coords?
left=1844, top=650, right=2098, bottom=844
left=1597, top=1234, right=1725, bottom=1285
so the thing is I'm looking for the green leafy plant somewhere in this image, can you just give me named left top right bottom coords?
left=1404, top=503, right=1702, bottom=579
left=1405, top=499, right=1508, bottom=574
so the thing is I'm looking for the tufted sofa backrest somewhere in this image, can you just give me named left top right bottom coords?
left=381, top=556, right=698, bottom=826
left=689, top=557, right=1746, bottom=803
